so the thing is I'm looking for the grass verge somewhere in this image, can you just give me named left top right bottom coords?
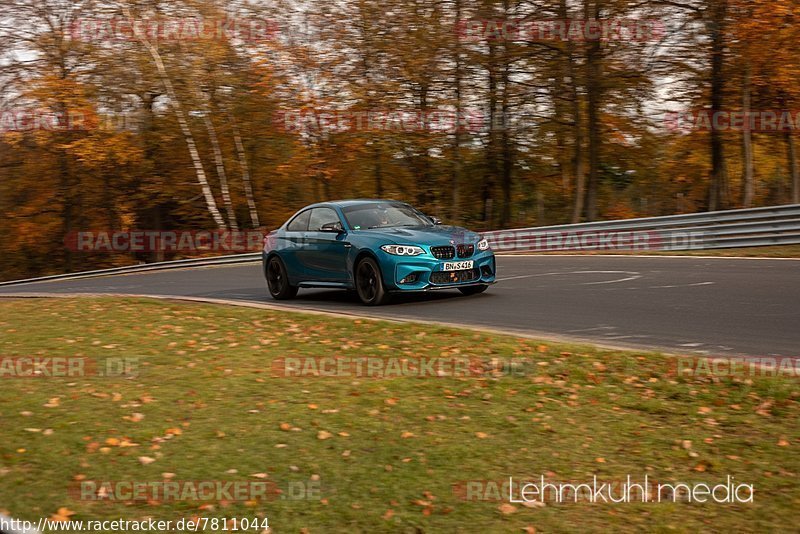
left=0, top=297, right=797, bottom=532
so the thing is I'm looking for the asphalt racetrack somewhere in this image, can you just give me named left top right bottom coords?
left=1, top=255, right=798, bottom=358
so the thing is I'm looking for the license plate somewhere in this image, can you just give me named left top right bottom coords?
left=442, top=261, right=474, bottom=271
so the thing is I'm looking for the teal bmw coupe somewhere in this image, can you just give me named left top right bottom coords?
left=262, top=200, right=496, bottom=305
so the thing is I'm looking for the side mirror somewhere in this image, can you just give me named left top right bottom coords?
left=320, top=222, right=345, bottom=234
left=429, top=216, right=443, bottom=225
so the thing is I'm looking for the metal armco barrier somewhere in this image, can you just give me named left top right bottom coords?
left=483, top=204, right=800, bottom=253
left=1, top=204, right=799, bottom=287
left=0, top=253, right=262, bottom=287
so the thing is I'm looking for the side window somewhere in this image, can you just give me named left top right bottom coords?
left=308, top=208, right=341, bottom=232
left=286, top=210, right=311, bottom=232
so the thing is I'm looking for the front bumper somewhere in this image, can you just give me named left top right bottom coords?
left=379, top=249, right=497, bottom=292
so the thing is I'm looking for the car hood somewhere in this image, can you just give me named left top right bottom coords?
left=363, top=225, right=482, bottom=246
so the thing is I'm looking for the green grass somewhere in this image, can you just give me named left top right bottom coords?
left=0, top=298, right=798, bottom=533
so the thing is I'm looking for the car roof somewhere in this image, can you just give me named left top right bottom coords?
left=306, top=199, right=406, bottom=209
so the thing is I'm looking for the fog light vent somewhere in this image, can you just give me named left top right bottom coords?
left=399, top=273, right=419, bottom=284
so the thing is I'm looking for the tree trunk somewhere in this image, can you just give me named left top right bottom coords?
left=451, top=0, right=463, bottom=223
left=708, top=0, right=728, bottom=211
left=483, top=40, right=498, bottom=225
left=374, top=143, right=383, bottom=197
left=786, top=131, right=800, bottom=204
left=741, top=63, right=754, bottom=208
left=230, top=117, right=260, bottom=228
left=200, top=103, right=238, bottom=231
left=498, top=0, right=513, bottom=228
left=563, top=0, right=585, bottom=224
left=124, top=7, right=226, bottom=230
left=584, top=0, right=601, bottom=221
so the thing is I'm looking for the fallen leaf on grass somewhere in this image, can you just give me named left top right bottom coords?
left=498, top=503, right=517, bottom=515
left=317, top=431, right=333, bottom=440
left=138, top=456, right=156, bottom=465
left=475, top=432, right=489, bottom=439
left=50, top=507, right=75, bottom=522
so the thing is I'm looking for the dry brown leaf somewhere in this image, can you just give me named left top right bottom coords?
left=50, top=507, right=75, bottom=522
left=498, top=503, right=517, bottom=515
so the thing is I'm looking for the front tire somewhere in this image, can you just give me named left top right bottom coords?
left=459, top=284, right=488, bottom=296
left=266, top=256, right=298, bottom=300
left=355, top=257, right=388, bottom=306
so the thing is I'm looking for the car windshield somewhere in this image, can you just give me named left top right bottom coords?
left=342, top=202, right=432, bottom=230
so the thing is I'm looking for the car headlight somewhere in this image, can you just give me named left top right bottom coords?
left=381, top=245, right=425, bottom=256
left=477, top=238, right=490, bottom=251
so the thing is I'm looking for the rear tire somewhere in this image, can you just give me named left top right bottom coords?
left=266, top=256, right=298, bottom=300
left=459, top=284, right=488, bottom=296
left=355, top=257, right=388, bottom=306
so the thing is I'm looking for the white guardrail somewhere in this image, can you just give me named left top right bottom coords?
left=483, top=203, right=800, bottom=253
left=1, top=204, right=798, bottom=287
